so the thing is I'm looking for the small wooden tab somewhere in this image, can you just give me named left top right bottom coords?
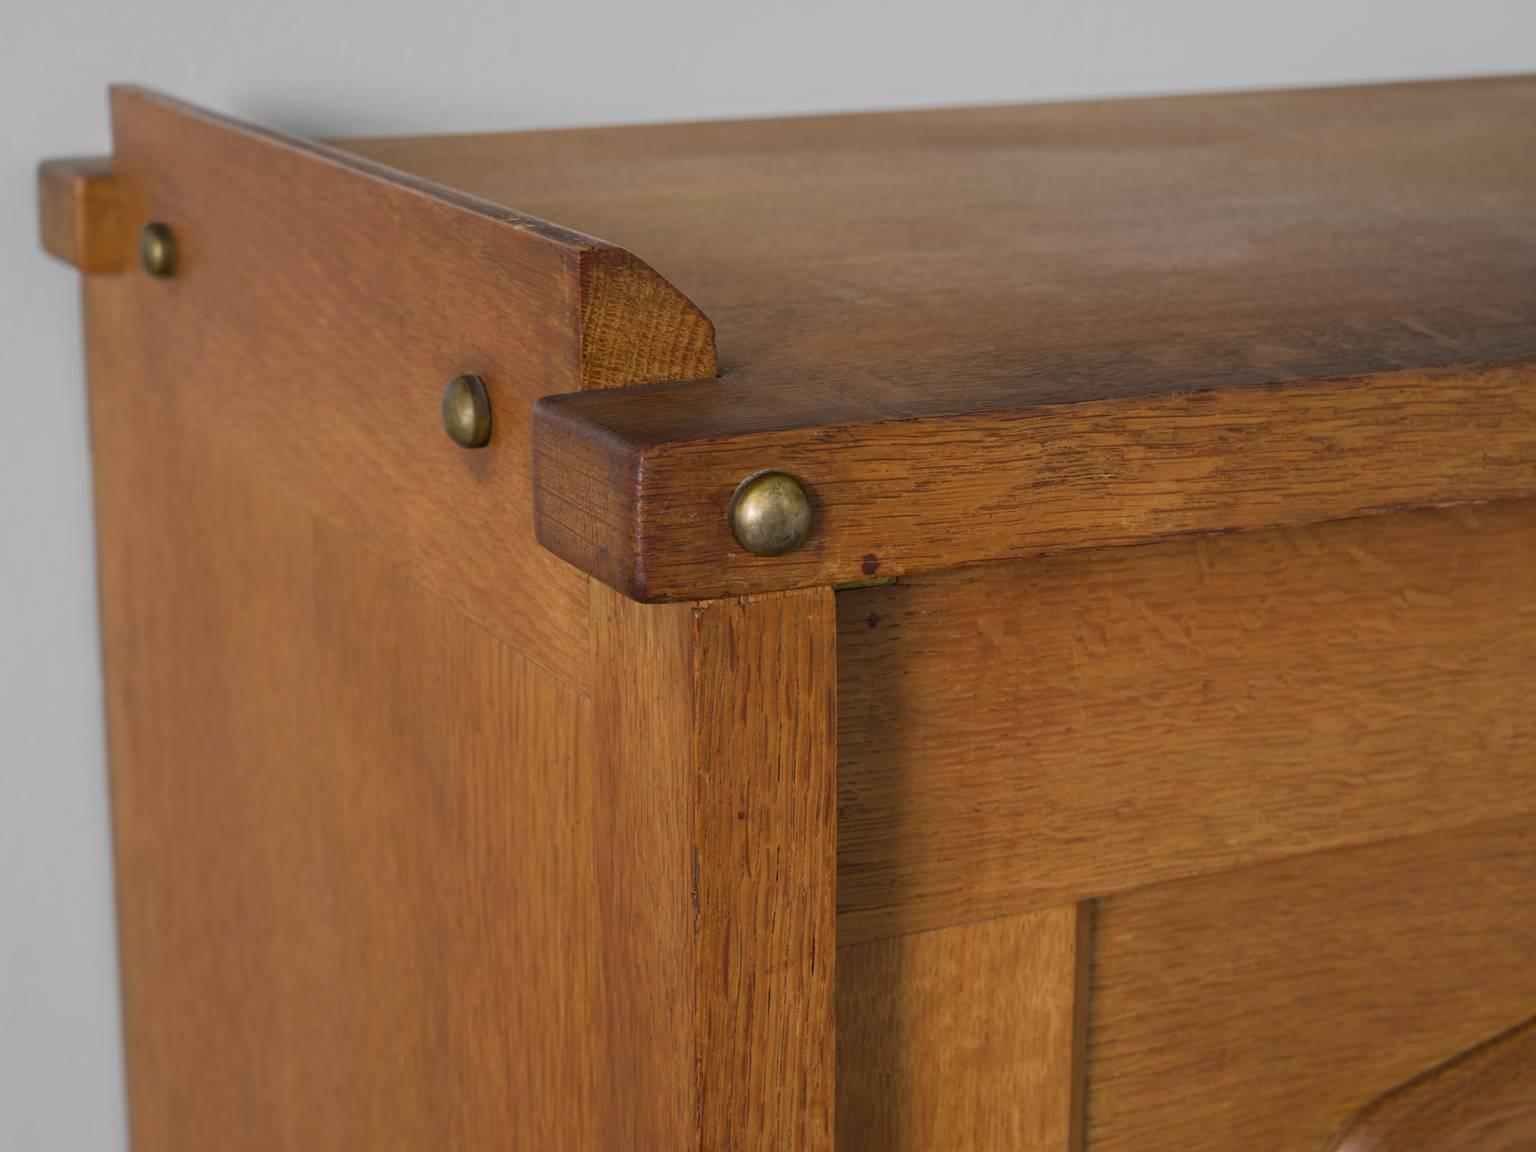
left=37, top=156, right=128, bottom=273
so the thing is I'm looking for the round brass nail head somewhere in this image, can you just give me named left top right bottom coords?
left=139, top=222, right=177, bottom=278
left=441, top=374, right=493, bottom=449
left=729, top=471, right=812, bottom=557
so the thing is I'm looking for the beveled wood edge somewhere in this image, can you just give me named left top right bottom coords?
left=42, top=88, right=716, bottom=389
left=108, top=84, right=632, bottom=266
left=578, top=245, right=717, bottom=388
left=1327, top=1015, right=1536, bottom=1151
left=532, top=357, right=1536, bottom=601
left=37, top=155, right=128, bottom=273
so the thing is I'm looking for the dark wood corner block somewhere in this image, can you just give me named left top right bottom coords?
left=534, top=358, right=1536, bottom=601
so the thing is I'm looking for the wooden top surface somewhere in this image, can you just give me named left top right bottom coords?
left=343, top=75, right=1536, bottom=410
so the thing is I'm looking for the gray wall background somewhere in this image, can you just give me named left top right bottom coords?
left=2, top=1, right=1532, bottom=1145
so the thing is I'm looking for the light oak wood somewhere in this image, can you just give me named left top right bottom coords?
left=838, top=906, right=1087, bottom=1152
left=37, top=155, right=127, bottom=273
left=583, top=588, right=696, bottom=1148
left=43, top=79, right=1536, bottom=1152
left=837, top=501, right=1536, bottom=942
left=695, top=590, right=838, bottom=1151
left=1085, top=817, right=1536, bottom=1152
left=1329, top=1017, right=1536, bottom=1152
left=89, top=275, right=616, bottom=1149
left=532, top=358, right=1536, bottom=600
left=595, top=585, right=838, bottom=1151
left=85, top=89, right=833, bottom=1152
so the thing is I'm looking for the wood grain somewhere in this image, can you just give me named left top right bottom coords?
left=345, top=76, right=1536, bottom=409
left=98, top=81, right=1536, bottom=603
left=838, top=905, right=1084, bottom=1152
left=85, top=89, right=724, bottom=1152
left=579, top=245, right=716, bottom=389
left=69, top=79, right=1536, bottom=1152
left=85, top=105, right=810, bottom=1152
left=593, top=585, right=838, bottom=1152
left=837, top=501, right=1536, bottom=942
left=533, top=358, right=1536, bottom=600
left=89, top=272, right=620, bottom=1150
left=1329, top=1016, right=1536, bottom=1152
left=1085, top=817, right=1536, bottom=1152
left=106, top=87, right=713, bottom=686
left=347, top=76, right=1536, bottom=601
left=694, top=590, right=838, bottom=1152
left=585, top=588, right=697, bottom=1149
left=37, top=155, right=127, bottom=273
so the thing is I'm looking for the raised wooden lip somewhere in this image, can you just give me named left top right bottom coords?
left=533, top=356, right=1536, bottom=601
left=39, top=86, right=717, bottom=391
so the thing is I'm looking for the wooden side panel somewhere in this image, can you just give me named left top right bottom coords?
left=838, top=906, right=1085, bottom=1152
left=106, top=88, right=713, bottom=688
left=593, top=587, right=838, bottom=1152
left=89, top=277, right=616, bottom=1150
left=1330, top=1017, right=1536, bottom=1152
left=1085, top=818, right=1536, bottom=1152
left=108, top=86, right=587, bottom=683
left=88, top=92, right=720, bottom=1152
left=837, top=502, right=1536, bottom=942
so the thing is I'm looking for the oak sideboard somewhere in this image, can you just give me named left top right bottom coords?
left=39, top=76, right=1536, bottom=1151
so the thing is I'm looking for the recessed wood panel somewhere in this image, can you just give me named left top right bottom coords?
left=837, top=502, right=1536, bottom=942
left=838, top=906, right=1086, bottom=1152
left=1086, top=818, right=1536, bottom=1152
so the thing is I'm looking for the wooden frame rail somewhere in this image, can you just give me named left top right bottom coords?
left=533, top=359, right=1536, bottom=602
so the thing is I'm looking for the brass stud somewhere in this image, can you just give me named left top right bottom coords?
left=139, top=222, right=177, bottom=278
left=729, top=471, right=812, bottom=556
left=441, top=374, right=493, bottom=449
